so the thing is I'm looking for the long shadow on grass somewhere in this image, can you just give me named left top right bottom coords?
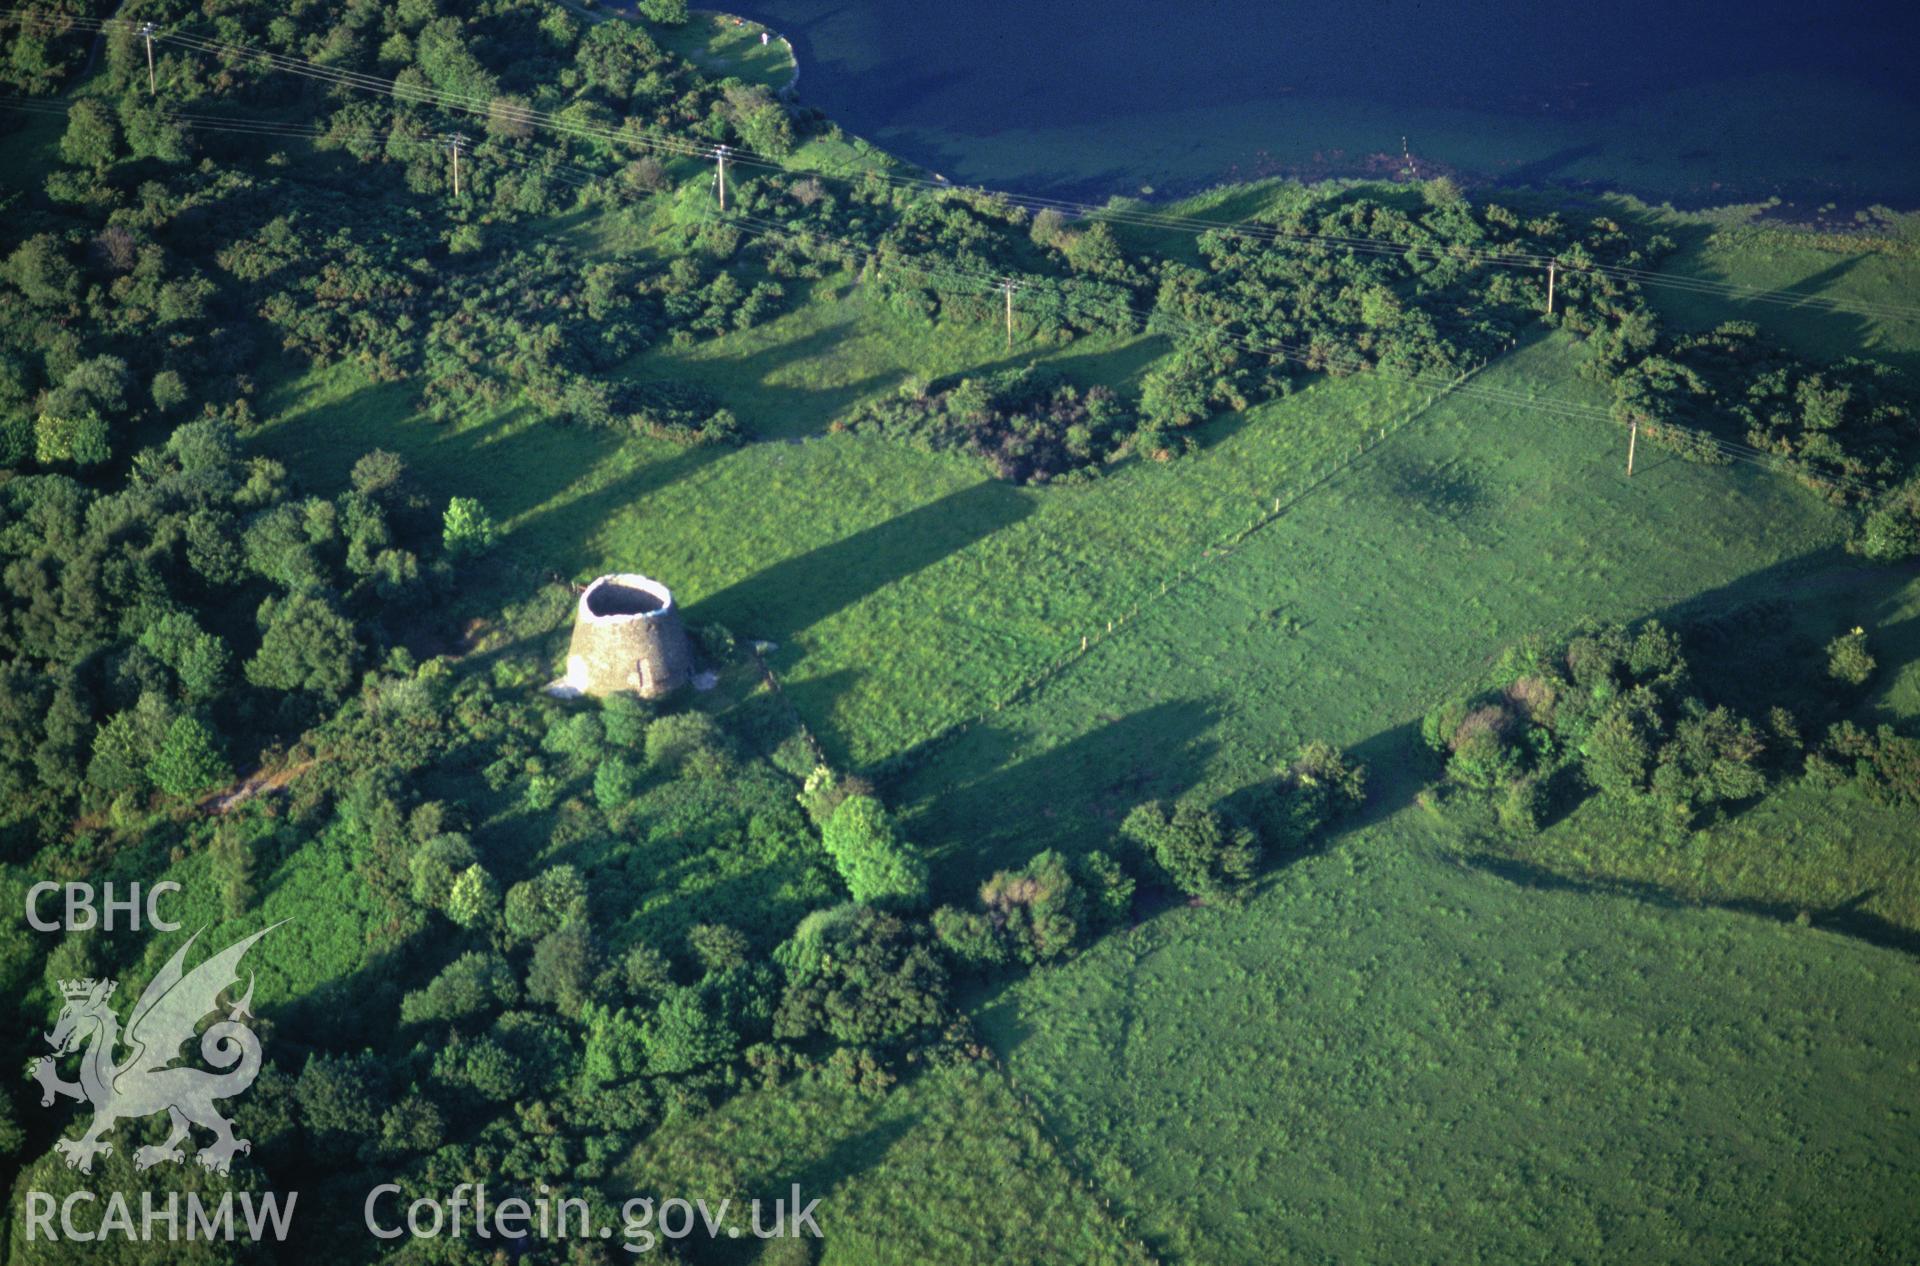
left=903, top=699, right=1220, bottom=901
left=1646, top=546, right=1919, bottom=723
left=1494, top=142, right=1605, bottom=189
left=691, top=479, right=1034, bottom=637
left=1639, top=225, right=1917, bottom=377
left=508, top=442, right=730, bottom=565
left=645, top=309, right=898, bottom=439
left=1460, top=852, right=1920, bottom=959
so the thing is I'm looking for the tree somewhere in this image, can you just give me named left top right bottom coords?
left=295, top=1052, right=386, bottom=1166
left=931, top=905, right=1008, bottom=969
left=33, top=410, right=109, bottom=467
left=774, top=907, right=947, bottom=1047
left=638, top=0, right=690, bottom=25
left=400, top=951, right=519, bottom=1025
left=503, top=864, right=588, bottom=943
left=247, top=591, right=359, bottom=700
left=1120, top=799, right=1260, bottom=904
left=622, top=940, right=674, bottom=999
left=1281, top=740, right=1369, bottom=841
left=601, top=693, right=650, bottom=747
left=442, top=496, right=498, bottom=557
left=687, top=922, right=750, bottom=974
left=582, top=1002, right=649, bottom=1084
left=376, top=1093, right=446, bottom=1161
left=409, top=833, right=479, bottom=909
left=138, top=611, right=231, bottom=702
left=1581, top=692, right=1661, bottom=797
left=58, top=100, right=117, bottom=168
left=641, top=986, right=737, bottom=1074
left=150, top=370, right=189, bottom=414
left=821, top=795, right=929, bottom=909
left=4, top=234, right=80, bottom=306
left=87, top=691, right=174, bottom=795
left=146, top=715, right=231, bottom=800
left=1828, top=628, right=1876, bottom=687
left=350, top=449, right=408, bottom=500
left=445, top=863, right=499, bottom=929
left=623, top=156, right=669, bottom=193
left=593, top=755, right=637, bottom=811
left=1651, top=700, right=1765, bottom=819
left=431, top=1033, right=525, bottom=1102
left=528, top=921, right=599, bottom=1016
left=978, top=850, right=1086, bottom=964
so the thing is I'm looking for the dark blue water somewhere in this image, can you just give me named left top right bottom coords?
left=738, top=0, right=1920, bottom=206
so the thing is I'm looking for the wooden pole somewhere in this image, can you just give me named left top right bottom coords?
left=1004, top=280, right=1013, bottom=350
left=1545, top=260, right=1556, bottom=315
left=716, top=145, right=727, bottom=211
left=145, top=32, right=155, bottom=95
left=1627, top=417, right=1638, bottom=477
left=452, top=141, right=461, bottom=198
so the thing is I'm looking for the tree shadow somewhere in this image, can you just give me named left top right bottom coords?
left=1639, top=221, right=1920, bottom=377
left=691, top=479, right=1034, bottom=638
left=507, top=440, right=727, bottom=564
left=1376, top=450, right=1490, bottom=522
left=633, top=303, right=899, bottom=439
left=1649, top=545, right=1919, bottom=725
left=899, top=698, right=1220, bottom=899
left=1494, top=142, right=1605, bottom=190
left=1460, top=852, right=1920, bottom=959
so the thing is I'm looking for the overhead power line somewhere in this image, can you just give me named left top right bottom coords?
left=0, top=15, right=1897, bottom=496
left=9, top=6, right=1920, bottom=324
left=681, top=203, right=1882, bottom=495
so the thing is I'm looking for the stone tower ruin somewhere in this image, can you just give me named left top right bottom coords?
left=562, top=573, right=695, bottom=698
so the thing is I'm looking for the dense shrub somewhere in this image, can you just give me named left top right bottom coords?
left=1120, top=799, right=1261, bottom=904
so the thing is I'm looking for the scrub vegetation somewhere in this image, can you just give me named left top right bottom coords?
left=2, top=0, right=1918, bottom=1262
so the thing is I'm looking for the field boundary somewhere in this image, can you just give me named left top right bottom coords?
left=871, top=353, right=1501, bottom=780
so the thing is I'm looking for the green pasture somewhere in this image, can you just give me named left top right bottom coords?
left=980, top=820, right=1920, bottom=1263
left=654, top=12, right=796, bottom=96
left=892, top=334, right=1857, bottom=883
left=244, top=178, right=1920, bottom=1265
left=621, top=1061, right=1150, bottom=1265
left=257, top=280, right=1440, bottom=772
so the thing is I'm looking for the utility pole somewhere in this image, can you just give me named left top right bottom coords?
left=1545, top=260, right=1556, bottom=315
left=715, top=144, right=728, bottom=212
left=1003, top=278, right=1017, bottom=350
left=140, top=22, right=157, bottom=95
left=444, top=133, right=468, bottom=198
left=1627, top=417, right=1638, bottom=477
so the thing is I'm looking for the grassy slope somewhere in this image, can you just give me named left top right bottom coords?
left=654, top=12, right=796, bottom=95
left=241, top=91, right=1920, bottom=1257
left=982, top=819, right=1920, bottom=1263
left=257, top=277, right=1442, bottom=772
left=621, top=1061, right=1151, bottom=1265
left=896, top=226, right=1920, bottom=1262
left=894, top=334, right=1851, bottom=884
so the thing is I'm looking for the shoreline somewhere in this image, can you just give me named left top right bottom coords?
left=698, top=10, right=1920, bottom=227
left=673, top=7, right=1915, bottom=241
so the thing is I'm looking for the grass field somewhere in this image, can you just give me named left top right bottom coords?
left=891, top=334, right=1856, bottom=883
left=655, top=11, right=797, bottom=96
left=980, top=818, right=1920, bottom=1263
left=621, top=1061, right=1151, bottom=1265
left=243, top=163, right=1920, bottom=1262
left=258, top=276, right=1443, bottom=772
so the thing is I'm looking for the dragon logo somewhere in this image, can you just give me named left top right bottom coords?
left=32, top=923, right=282, bottom=1175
